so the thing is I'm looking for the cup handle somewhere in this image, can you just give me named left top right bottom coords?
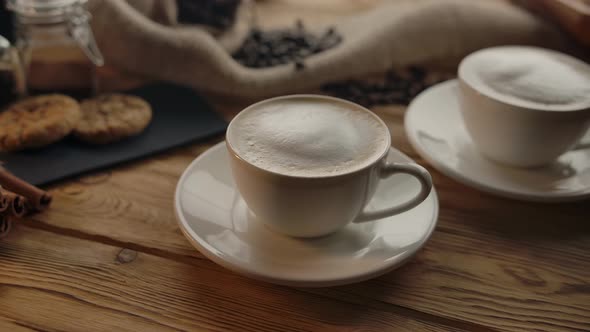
left=354, top=163, right=432, bottom=222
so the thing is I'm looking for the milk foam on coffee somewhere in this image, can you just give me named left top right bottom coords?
left=229, top=97, right=388, bottom=177
left=461, top=47, right=590, bottom=109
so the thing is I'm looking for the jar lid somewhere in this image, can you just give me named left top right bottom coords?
left=7, top=0, right=88, bottom=22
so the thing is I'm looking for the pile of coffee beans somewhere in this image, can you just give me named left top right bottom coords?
left=177, top=0, right=241, bottom=30
left=322, top=67, right=449, bottom=107
left=232, top=20, right=343, bottom=70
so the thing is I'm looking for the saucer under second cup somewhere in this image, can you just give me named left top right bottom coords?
left=405, top=79, right=590, bottom=202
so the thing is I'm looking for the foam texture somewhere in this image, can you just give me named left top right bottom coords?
left=230, top=98, right=388, bottom=177
left=463, top=47, right=590, bottom=109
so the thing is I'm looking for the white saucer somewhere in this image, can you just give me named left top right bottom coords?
left=174, top=142, right=439, bottom=287
left=405, top=79, right=590, bottom=202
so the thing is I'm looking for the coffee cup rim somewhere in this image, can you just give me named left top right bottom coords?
left=458, top=45, right=590, bottom=112
left=226, top=94, right=392, bottom=179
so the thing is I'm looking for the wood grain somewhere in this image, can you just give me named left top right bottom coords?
left=0, top=319, right=38, bottom=332
left=0, top=226, right=461, bottom=332
left=21, top=103, right=590, bottom=332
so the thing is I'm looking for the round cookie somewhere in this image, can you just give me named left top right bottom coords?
left=0, top=94, right=81, bottom=152
left=73, top=94, right=152, bottom=144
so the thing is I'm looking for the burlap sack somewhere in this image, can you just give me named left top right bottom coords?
left=89, top=0, right=569, bottom=98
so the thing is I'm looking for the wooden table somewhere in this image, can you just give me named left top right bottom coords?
left=1, top=1, right=589, bottom=331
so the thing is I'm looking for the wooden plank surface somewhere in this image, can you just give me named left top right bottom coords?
left=16, top=104, right=590, bottom=332
left=0, top=226, right=460, bottom=332
left=2, top=1, right=590, bottom=332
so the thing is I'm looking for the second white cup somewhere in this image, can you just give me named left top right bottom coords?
left=458, top=46, right=590, bottom=168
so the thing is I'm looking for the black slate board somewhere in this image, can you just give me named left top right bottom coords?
left=0, top=83, right=227, bottom=186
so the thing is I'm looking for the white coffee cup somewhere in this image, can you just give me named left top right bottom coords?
left=226, top=95, right=433, bottom=238
left=458, top=46, right=590, bottom=168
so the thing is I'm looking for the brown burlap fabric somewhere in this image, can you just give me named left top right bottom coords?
left=89, top=0, right=569, bottom=98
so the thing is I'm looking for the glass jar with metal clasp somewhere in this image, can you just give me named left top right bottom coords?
left=7, top=0, right=104, bottom=96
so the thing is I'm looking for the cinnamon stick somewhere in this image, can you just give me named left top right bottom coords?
left=0, top=190, right=8, bottom=213
left=0, top=166, right=52, bottom=211
left=2, top=191, right=30, bottom=218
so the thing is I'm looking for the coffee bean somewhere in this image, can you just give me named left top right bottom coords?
left=296, top=19, right=304, bottom=31
left=295, top=60, right=305, bottom=71
left=252, top=30, right=262, bottom=41
left=244, top=59, right=257, bottom=67
left=277, top=45, right=293, bottom=57
left=409, top=66, right=426, bottom=80
left=259, top=44, right=271, bottom=55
